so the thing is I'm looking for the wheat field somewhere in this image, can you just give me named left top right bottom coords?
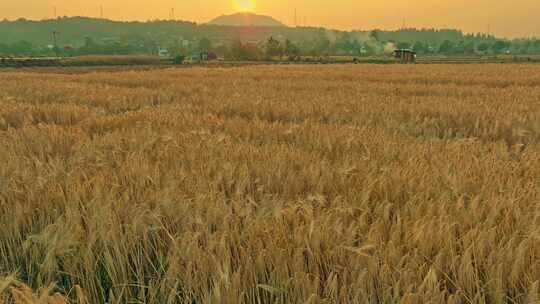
left=1, top=64, right=540, bottom=303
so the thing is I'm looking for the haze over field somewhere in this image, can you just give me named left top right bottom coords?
left=1, top=0, right=539, bottom=38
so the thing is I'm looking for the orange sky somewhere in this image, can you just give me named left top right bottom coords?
left=1, top=0, right=539, bottom=38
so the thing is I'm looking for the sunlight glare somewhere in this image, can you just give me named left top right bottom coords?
left=234, top=0, right=256, bottom=12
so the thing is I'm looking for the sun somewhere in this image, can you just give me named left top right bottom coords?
left=234, top=0, right=256, bottom=12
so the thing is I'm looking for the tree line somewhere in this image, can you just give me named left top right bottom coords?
left=1, top=17, right=539, bottom=58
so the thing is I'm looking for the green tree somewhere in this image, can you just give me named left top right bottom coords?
left=78, top=36, right=103, bottom=55
left=362, top=43, right=375, bottom=56
left=284, top=39, right=300, bottom=60
left=396, top=41, right=411, bottom=50
left=534, top=40, right=540, bottom=53
left=229, top=39, right=244, bottom=60
left=464, top=42, right=476, bottom=54
left=198, top=38, right=212, bottom=52
left=477, top=42, right=490, bottom=53
left=438, top=40, right=454, bottom=54
left=335, top=32, right=355, bottom=54
left=0, top=42, right=8, bottom=55
left=314, top=34, right=330, bottom=55
left=265, top=36, right=282, bottom=60
left=10, top=40, right=33, bottom=55
left=172, top=54, right=185, bottom=64
left=453, top=41, right=466, bottom=54
left=350, top=39, right=362, bottom=55
left=228, top=39, right=261, bottom=61
left=243, top=43, right=262, bottom=61
left=517, top=40, right=533, bottom=54
left=491, top=40, right=509, bottom=54
left=412, top=41, right=427, bottom=54
left=370, top=30, right=381, bottom=42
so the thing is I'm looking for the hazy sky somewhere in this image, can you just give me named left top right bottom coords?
left=1, top=0, right=539, bottom=38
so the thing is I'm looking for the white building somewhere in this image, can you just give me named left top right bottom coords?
left=158, top=47, right=170, bottom=58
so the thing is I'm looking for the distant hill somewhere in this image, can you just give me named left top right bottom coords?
left=208, top=13, right=286, bottom=27
left=0, top=17, right=197, bottom=46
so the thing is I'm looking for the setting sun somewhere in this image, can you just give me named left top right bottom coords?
left=234, top=0, right=255, bottom=12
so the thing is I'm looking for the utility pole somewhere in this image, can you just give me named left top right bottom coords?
left=100, top=5, right=103, bottom=19
left=52, top=30, right=59, bottom=57
left=53, top=6, right=57, bottom=19
left=171, top=8, right=175, bottom=20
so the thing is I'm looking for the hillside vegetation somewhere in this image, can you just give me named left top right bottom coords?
left=4, top=17, right=537, bottom=59
left=208, top=13, right=285, bottom=27
left=1, top=65, right=540, bottom=303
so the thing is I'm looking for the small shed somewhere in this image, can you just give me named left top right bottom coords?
left=393, top=49, right=416, bottom=63
left=183, top=54, right=201, bottom=64
left=158, top=47, right=170, bottom=58
left=207, top=52, right=218, bottom=61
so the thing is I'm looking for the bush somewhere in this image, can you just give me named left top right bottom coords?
left=172, top=55, right=185, bottom=65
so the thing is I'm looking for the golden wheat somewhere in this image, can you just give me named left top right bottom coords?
left=1, top=64, right=540, bottom=303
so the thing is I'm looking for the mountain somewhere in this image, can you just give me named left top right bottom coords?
left=208, top=13, right=286, bottom=27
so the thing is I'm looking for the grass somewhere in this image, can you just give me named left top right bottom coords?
left=1, top=64, right=540, bottom=303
